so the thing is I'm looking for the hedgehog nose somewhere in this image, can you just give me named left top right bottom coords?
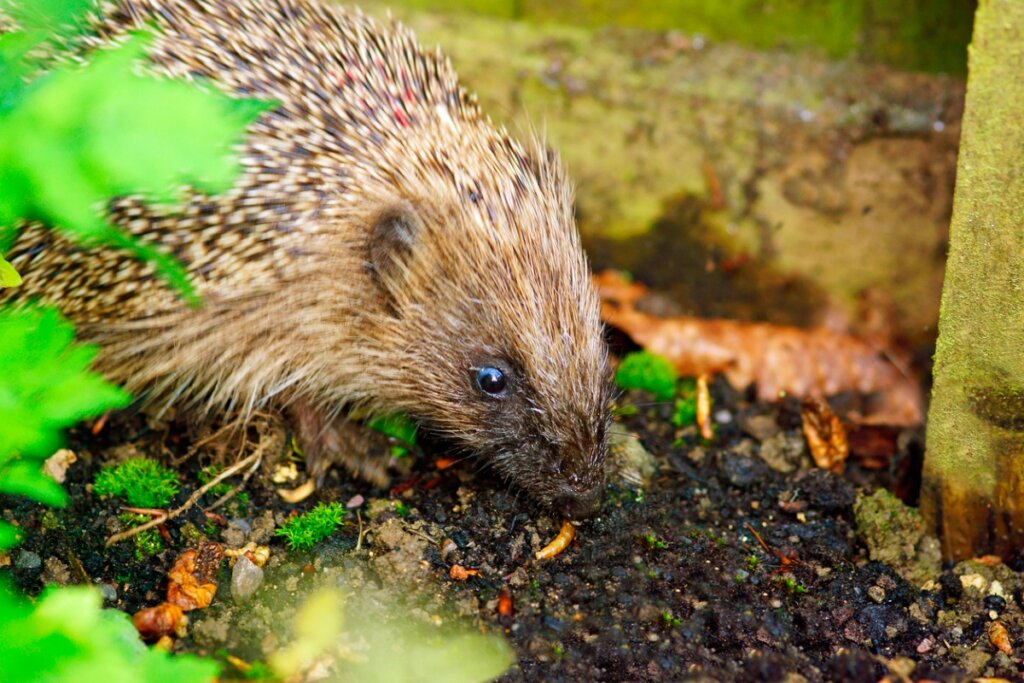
left=558, top=484, right=602, bottom=520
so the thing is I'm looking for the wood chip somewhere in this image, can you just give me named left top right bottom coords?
left=276, top=479, right=316, bottom=503
left=449, top=564, right=481, bottom=581
left=497, top=588, right=513, bottom=617
left=167, top=542, right=223, bottom=611
left=696, top=374, right=713, bottom=440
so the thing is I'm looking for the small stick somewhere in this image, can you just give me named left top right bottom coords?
left=106, top=449, right=262, bottom=547
left=355, top=510, right=368, bottom=552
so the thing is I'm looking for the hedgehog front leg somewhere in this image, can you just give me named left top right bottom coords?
left=289, top=400, right=393, bottom=488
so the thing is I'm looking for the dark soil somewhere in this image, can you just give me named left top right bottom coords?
left=3, top=378, right=1023, bottom=682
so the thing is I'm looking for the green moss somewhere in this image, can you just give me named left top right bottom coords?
left=275, top=502, right=346, bottom=550
left=614, top=351, right=678, bottom=401
left=854, top=489, right=941, bottom=585
left=118, top=513, right=165, bottom=561
left=671, top=378, right=697, bottom=427
left=198, top=465, right=250, bottom=515
left=641, top=533, right=666, bottom=550
left=374, top=0, right=971, bottom=74
left=93, top=458, right=179, bottom=508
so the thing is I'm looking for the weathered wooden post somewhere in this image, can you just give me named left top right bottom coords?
left=922, top=0, right=1024, bottom=560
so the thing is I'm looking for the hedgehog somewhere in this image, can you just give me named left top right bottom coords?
left=2, top=0, right=612, bottom=519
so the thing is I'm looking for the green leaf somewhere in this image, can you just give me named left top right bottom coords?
left=0, top=31, right=271, bottom=302
left=0, top=521, right=21, bottom=550
left=0, top=460, right=68, bottom=507
left=0, top=257, right=20, bottom=287
left=2, top=0, right=93, bottom=33
left=0, top=306, right=131, bottom=459
left=0, top=583, right=219, bottom=683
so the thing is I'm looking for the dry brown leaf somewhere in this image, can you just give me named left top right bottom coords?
left=167, top=542, right=223, bottom=611
left=535, top=521, right=576, bottom=560
left=988, top=621, right=1013, bottom=655
left=973, top=554, right=1004, bottom=567
left=800, top=397, right=849, bottom=473
left=449, top=564, right=481, bottom=581
left=595, top=270, right=923, bottom=426
left=133, top=602, right=186, bottom=641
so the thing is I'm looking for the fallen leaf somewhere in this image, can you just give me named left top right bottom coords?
left=133, top=602, right=186, bottom=641
left=595, top=270, right=922, bottom=426
left=801, top=397, right=849, bottom=472
left=989, top=621, right=1013, bottom=655
left=167, top=542, right=223, bottom=611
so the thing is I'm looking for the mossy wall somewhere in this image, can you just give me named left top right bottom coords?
left=387, top=0, right=975, bottom=74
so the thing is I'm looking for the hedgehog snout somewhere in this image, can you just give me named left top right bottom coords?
left=551, top=460, right=605, bottom=520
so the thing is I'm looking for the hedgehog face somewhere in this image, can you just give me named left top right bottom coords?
left=365, top=181, right=612, bottom=519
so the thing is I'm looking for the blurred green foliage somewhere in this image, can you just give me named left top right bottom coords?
left=0, top=2, right=262, bottom=680
left=0, top=0, right=270, bottom=300
left=0, top=583, right=218, bottom=683
left=614, top=350, right=678, bottom=402
left=671, top=378, right=697, bottom=428
left=0, top=305, right=130, bottom=549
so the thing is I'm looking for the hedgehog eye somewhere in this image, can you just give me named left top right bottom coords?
left=475, top=366, right=507, bottom=397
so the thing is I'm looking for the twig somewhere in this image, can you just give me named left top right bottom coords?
left=106, top=448, right=262, bottom=547
left=355, top=510, right=366, bottom=552
left=204, top=450, right=263, bottom=513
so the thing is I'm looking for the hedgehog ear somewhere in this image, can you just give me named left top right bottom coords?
left=367, top=202, right=421, bottom=294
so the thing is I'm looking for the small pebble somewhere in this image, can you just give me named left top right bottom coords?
left=984, top=594, right=1007, bottom=614
left=97, top=581, right=118, bottom=603
left=867, top=585, right=885, bottom=603
left=231, top=555, right=264, bottom=603
left=14, top=550, right=41, bottom=571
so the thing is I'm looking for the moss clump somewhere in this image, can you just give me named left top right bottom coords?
left=275, top=502, right=346, bottom=550
left=614, top=351, right=678, bottom=401
left=671, top=378, right=698, bottom=427
left=119, top=513, right=165, bottom=561
left=854, top=489, right=941, bottom=585
left=93, top=458, right=179, bottom=508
